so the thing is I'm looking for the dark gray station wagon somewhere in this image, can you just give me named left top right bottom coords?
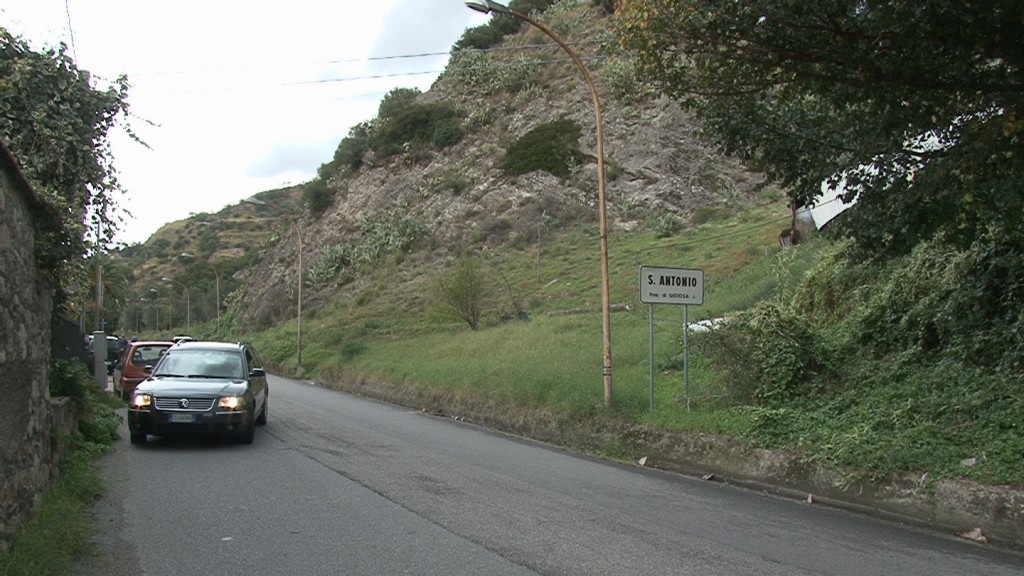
left=127, top=341, right=269, bottom=445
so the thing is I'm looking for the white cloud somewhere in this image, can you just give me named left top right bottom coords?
left=2, top=0, right=489, bottom=244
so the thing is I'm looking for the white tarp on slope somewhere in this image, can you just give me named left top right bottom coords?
left=809, top=183, right=858, bottom=230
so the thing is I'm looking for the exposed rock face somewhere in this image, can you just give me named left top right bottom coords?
left=232, top=9, right=767, bottom=327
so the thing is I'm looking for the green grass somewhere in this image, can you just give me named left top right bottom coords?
left=0, top=378, right=121, bottom=576
left=0, top=453, right=101, bottom=576
left=249, top=201, right=810, bottom=435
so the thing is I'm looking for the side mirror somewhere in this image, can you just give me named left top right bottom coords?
left=143, top=364, right=154, bottom=373
left=250, top=368, right=266, bottom=378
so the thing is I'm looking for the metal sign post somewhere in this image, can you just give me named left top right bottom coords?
left=684, top=304, right=690, bottom=412
left=649, top=303, right=656, bottom=411
left=639, top=266, right=705, bottom=412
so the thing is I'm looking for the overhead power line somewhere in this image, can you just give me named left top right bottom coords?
left=101, top=44, right=608, bottom=97
left=115, top=38, right=608, bottom=80
left=288, top=54, right=607, bottom=87
left=63, top=0, right=77, bottom=61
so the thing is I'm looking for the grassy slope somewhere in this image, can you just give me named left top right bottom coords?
left=247, top=201, right=817, bottom=430
left=148, top=193, right=1023, bottom=489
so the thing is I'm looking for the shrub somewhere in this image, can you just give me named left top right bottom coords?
left=510, top=0, right=558, bottom=15
left=434, top=169, right=471, bottom=196
left=651, top=213, right=681, bottom=238
left=330, top=122, right=373, bottom=172
left=449, top=0, right=555, bottom=50
left=432, top=118, right=463, bottom=148
left=341, top=340, right=368, bottom=360
left=544, top=0, right=592, bottom=37
left=195, top=228, right=220, bottom=255
left=49, top=359, right=120, bottom=449
left=435, top=256, right=487, bottom=330
left=692, top=204, right=732, bottom=226
left=303, top=177, right=334, bottom=215
left=377, top=87, right=421, bottom=121
left=49, top=359, right=88, bottom=404
left=308, top=243, right=357, bottom=287
left=601, top=56, right=653, bottom=104
left=746, top=301, right=836, bottom=406
left=500, top=119, right=585, bottom=178
left=372, top=102, right=462, bottom=161
left=358, top=205, right=429, bottom=263
left=454, top=23, right=511, bottom=51
left=446, top=50, right=539, bottom=95
left=689, top=327, right=760, bottom=405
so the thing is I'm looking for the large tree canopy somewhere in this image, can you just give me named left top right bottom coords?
left=0, top=28, right=135, bottom=288
left=614, top=1, right=1024, bottom=257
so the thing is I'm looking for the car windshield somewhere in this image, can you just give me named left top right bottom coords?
left=154, top=350, right=244, bottom=379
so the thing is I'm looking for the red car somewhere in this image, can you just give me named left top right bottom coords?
left=113, top=341, right=174, bottom=401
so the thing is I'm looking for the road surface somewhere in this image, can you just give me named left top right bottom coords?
left=75, top=374, right=1024, bottom=575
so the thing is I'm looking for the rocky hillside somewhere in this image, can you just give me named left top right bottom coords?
left=214, top=4, right=769, bottom=329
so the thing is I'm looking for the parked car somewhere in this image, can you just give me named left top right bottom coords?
left=127, top=341, right=269, bottom=445
left=88, top=335, right=122, bottom=374
left=113, top=340, right=174, bottom=401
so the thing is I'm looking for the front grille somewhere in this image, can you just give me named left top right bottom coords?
left=154, top=397, right=216, bottom=412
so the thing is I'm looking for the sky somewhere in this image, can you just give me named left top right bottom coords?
left=1, top=0, right=489, bottom=244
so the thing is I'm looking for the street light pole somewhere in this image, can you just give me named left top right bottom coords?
left=136, top=298, right=145, bottom=333
left=466, top=0, right=614, bottom=406
left=181, top=252, right=221, bottom=338
left=244, top=196, right=303, bottom=374
left=149, top=288, right=164, bottom=331
left=93, top=218, right=104, bottom=332
left=162, top=276, right=191, bottom=334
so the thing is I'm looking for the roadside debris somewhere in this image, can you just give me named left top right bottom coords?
left=957, top=528, right=988, bottom=543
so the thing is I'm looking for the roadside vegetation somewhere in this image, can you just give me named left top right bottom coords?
left=0, top=362, right=121, bottom=576
left=241, top=198, right=1023, bottom=489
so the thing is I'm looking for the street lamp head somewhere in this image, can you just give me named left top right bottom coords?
left=465, top=0, right=510, bottom=15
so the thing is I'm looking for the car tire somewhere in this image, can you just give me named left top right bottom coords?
left=129, top=431, right=147, bottom=445
left=236, top=409, right=255, bottom=445
left=255, top=396, right=268, bottom=426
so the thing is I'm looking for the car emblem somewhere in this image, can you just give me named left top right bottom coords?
left=179, top=398, right=190, bottom=409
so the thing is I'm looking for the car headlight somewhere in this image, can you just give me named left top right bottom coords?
left=218, top=396, right=246, bottom=410
left=130, top=393, right=152, bottom=409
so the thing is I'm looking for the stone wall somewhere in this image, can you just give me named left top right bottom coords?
left=0, top=140, right=62, bottom=555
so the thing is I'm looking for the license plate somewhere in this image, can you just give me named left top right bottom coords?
left=169, top=413, right=195, bottom=423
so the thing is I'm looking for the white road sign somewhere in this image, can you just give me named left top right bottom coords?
left=639, top=266, right=704, bottom=305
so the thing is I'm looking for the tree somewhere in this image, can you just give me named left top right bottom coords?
left=85, top=253, right=132, bottom=332
left=0, top=28, right=136, bottom=296
left=613, top=1, right=1024, bottom=258
left=436, top=257, right=486, bottom=330
left=327, top=121, right=373, bottom=173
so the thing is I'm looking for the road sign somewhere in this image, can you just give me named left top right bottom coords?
left=639, top=266, right=704, bottom=305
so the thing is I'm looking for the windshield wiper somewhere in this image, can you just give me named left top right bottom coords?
left=153, top=373, right=183, bottom=378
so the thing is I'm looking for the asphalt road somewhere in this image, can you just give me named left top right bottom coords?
left=75, top=374, right=1024, bottom=575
